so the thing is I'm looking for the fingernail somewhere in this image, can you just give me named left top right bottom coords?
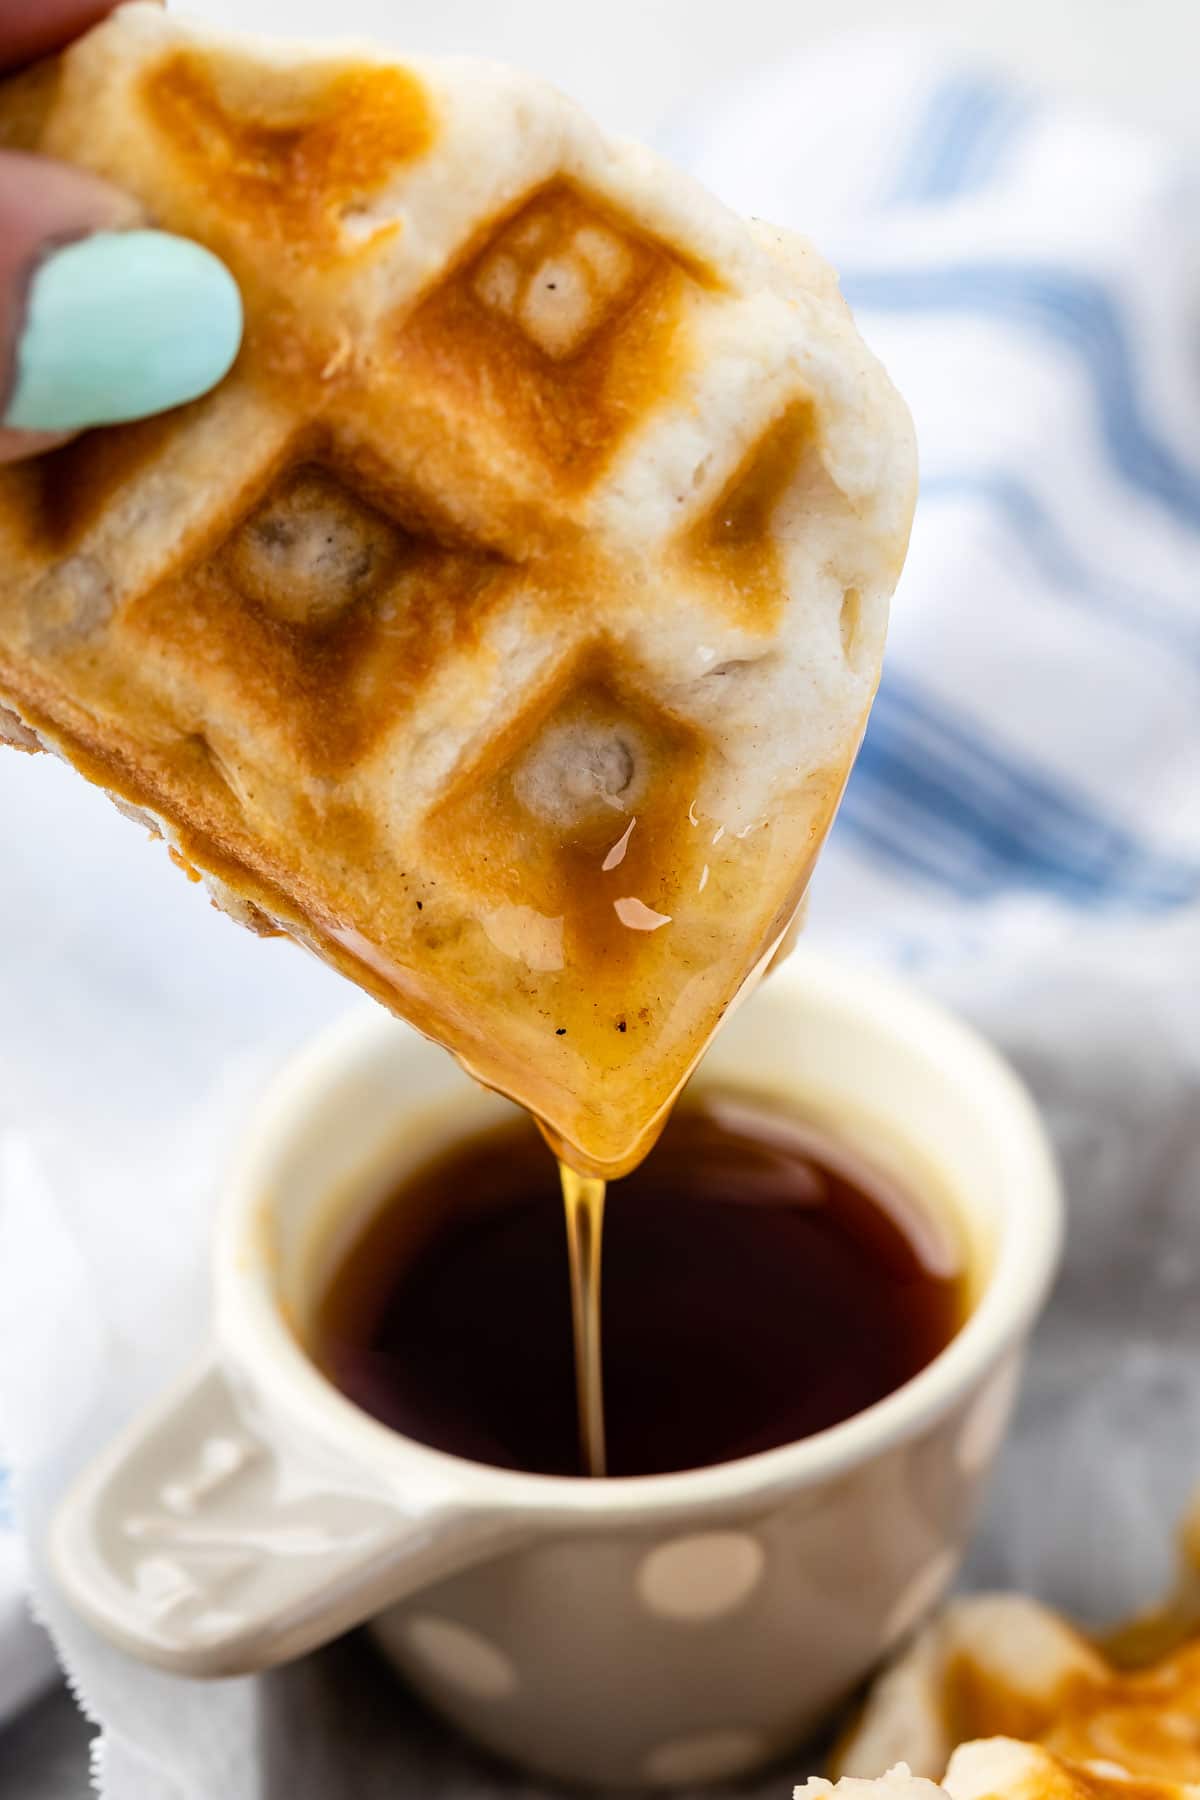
left=3, top=229, right=243, bottom=433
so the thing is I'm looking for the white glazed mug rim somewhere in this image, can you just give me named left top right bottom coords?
left=215, top=949, right=1064, bottom=1525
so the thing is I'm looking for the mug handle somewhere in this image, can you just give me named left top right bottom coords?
left=51, top=1359, right=515, bottom=1677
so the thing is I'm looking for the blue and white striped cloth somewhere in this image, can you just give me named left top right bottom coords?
left=673, top=37, right=1200, bottom=962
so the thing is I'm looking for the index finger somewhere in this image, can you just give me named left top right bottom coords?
left=0, top=2, right=132, bottom=74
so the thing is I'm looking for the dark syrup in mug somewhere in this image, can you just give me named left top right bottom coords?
left=312, top=1089, right=967, bottom=1479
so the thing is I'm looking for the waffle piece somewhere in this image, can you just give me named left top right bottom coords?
left=800, top=1745, right=1200, bottom=1800
left=797, top=1763, right=950, bottom=1800
left=945, top=1739, right=1200, bottom=1800
left=836, top=1596, right=1200, bottom=1784
left=0, top=5, right=915, bottom=1175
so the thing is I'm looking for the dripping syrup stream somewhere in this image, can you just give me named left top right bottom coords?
left=559, top=1161, right=607, bottom=1477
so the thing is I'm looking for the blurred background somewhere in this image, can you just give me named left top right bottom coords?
left=3, top=1, right=1200, bottom=1795
left=197, top=0, right=1200, bottom=146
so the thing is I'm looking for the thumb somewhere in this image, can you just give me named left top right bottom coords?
left=0, top=152, right=242, bottom=464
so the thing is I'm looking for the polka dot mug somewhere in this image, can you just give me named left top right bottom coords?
left=52, top=950, right=1062, bottom=1788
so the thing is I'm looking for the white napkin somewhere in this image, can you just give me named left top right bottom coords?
left=2, top=35, right=1200, bottom=1798
left=0, top=1512, right=57, bottom=1728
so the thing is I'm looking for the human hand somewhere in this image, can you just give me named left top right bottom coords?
left=0, top=1, right=241, bottom=465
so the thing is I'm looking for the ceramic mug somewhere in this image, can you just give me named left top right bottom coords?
left=53, top=951, right=1062, bottom=1789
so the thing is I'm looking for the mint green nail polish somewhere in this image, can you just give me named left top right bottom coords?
left=4, top=230, right=243, bottom=433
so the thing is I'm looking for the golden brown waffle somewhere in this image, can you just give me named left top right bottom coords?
left=0, top=5, right=915, bottom=1174
left=945, top=1739, right=1200, bottom=1800
left=836, top=1596, right=1200, bottom=1784
left=800, top=1742, right=1200, bottom=1800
